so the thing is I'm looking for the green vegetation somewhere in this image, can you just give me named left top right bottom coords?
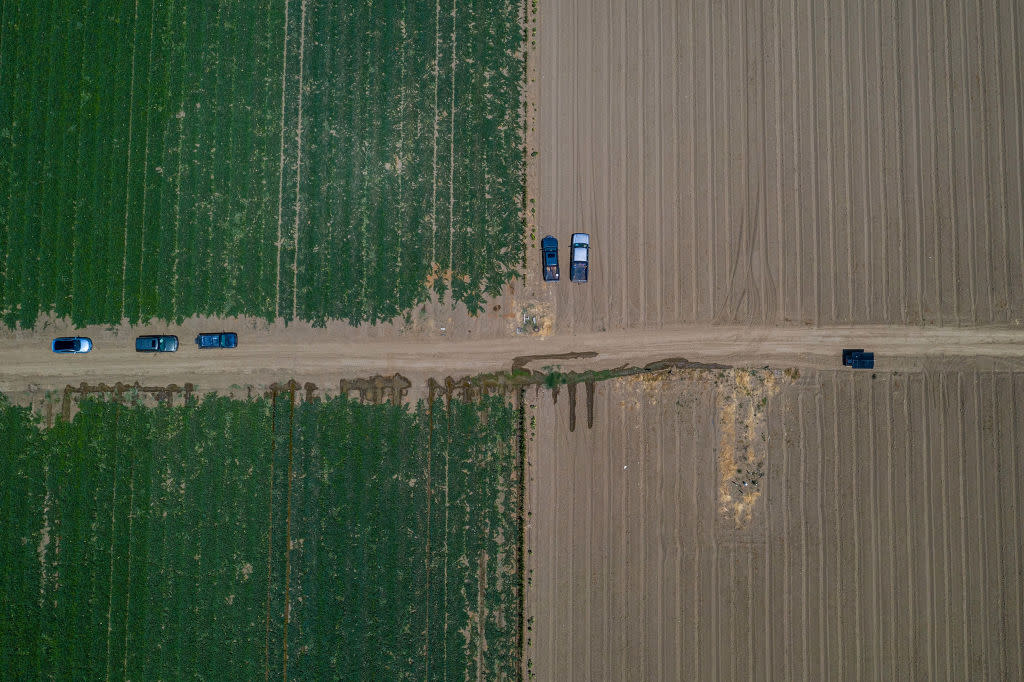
left=0, top=391, right=521, bottom=679
left=0, top=0, right=524, bottom=329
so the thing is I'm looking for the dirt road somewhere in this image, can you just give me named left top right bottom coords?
left=3, top=323, right=1023, bottom=399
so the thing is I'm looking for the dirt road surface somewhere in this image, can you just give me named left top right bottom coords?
left=3, top=323, right=1024, bottom=401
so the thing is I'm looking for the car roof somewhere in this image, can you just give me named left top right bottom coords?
left=571, top=233, right=590, bottom=245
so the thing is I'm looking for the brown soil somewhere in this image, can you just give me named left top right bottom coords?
left=3, top=322, right=1023, bottom=408
left=524, top=367, right=1024, bottom=680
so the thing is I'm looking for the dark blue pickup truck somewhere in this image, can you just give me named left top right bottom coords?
left=195, top=332, right=238, bottom=349
left=842, top=348, right=874, bottom=369
left=541, top=235, right=560, bottom=281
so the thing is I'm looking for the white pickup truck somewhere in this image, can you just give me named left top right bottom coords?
left=569, top=233, right=590, bottom=282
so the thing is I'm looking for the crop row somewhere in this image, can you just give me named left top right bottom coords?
left=0, top=390, right=521, bottom=680
left=0, top=0, right=525, bottom=329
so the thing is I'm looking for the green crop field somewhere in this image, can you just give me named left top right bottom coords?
left=0, top=0, right=524, bottom=329
left=0, top=391, right=522, bottom=680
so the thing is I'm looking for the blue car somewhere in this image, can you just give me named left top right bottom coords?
left=195, top=332, right=238, bottom=349
left=541, top=235, right=560, bottom=281
left=52, top=336, right=92, bottom=353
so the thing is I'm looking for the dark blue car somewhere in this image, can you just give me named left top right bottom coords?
left=195, top=332, right=238, bottom=349
left=136, top=335, right=179, bottom=352
left=541, top=235, right=559, bottom=281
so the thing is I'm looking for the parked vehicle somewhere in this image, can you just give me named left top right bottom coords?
left=51, top=336, right=92, bottom=353
left=195, top=332, right=238, bottom=349
left=842, top=348, right=874, bottom=369
left=541, top=235, right=560, bottom=281
left=135, top=335, right=179, bottom=352
left=569, top=232, right=590, bottom=282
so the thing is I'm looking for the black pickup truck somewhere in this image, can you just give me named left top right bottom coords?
left=195, top=332, right=238, bottom=349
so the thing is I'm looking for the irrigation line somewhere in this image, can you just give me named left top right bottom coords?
left=104, top=402, right=121, bottom=682
left=424, top=398, right=434, bottom=682
left=135, top=2, right=157, bottom=321
left=121, top=407, right=138, bottom=677
left=120, top=0, right=140, bottom=319
left=263, top=391, right=277, bottom=682
left=292, top=0, right=306, bottom=321
left=443, top=393, right=451, bottom=675
left=274, top=0, right=291, bottom=321
left=283, top=384, right=295, bottom=680
left=515, top=386, right=527, bottom=681
left=447, top=0, right=457, bottom=280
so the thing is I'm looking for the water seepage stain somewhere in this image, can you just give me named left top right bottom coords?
left=511, top=351, right=598, bottom=371
left=585, top=380, right=595, bottom=428
left=643, top=357, right=731, bottom=371
left=567, top=382, right=577, bottom=432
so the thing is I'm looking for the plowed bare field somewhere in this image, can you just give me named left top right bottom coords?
left=536, top=0, right=1024, bottom=332
left=524, top=367, right=1024, bottom=679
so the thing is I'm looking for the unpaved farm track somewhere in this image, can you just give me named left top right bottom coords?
left=3, top=325, right=1024, bottom=399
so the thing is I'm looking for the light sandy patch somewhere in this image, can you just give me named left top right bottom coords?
left=713, top=368, right=790, bottom=528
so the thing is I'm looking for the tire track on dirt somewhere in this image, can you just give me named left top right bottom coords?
left=1012, top=374, right=1024, bottom=675
left=941, top=2, right=960, bottom=324
left=868, top=378, right=881, bottom=675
